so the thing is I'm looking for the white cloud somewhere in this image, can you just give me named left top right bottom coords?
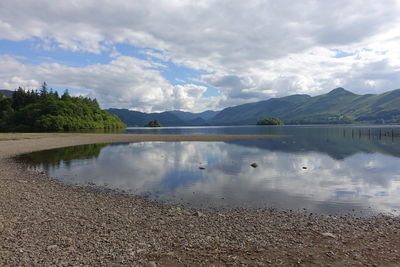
left=0, top=0, right=400, bottom=110
left=0, top=55, right=218, bottom=112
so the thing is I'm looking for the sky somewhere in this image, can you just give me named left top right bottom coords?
left=0, top=0, right=400, bottom=112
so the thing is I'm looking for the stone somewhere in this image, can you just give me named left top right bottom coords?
left=146, top=261, right=157, bottom=267
left=321, top=232, right=337, bottom=238
left=195, top=211, right=204, bottom=217
left=250, top=163, right=258, bottom=168
left=46, top=245, right=59, bottom=251
left=136, top=249, right=146, bottom=254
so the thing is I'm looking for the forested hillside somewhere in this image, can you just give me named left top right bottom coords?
left=210, top=88, right=400, bottom=125
left=0, top=84, right=125, bottom=132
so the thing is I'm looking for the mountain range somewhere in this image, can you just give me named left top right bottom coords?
left=4, top=87, right=400, bottom=126
left=107, top=87, right=400, bottom=126
left=0, top=89, right=13, bottom=98
left=106, top=109, right=220, bottom=127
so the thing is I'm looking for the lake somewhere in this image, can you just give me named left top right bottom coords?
left=20, top=125, right=400, bottom=216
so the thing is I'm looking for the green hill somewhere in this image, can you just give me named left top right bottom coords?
left=102, top=87, right=400, bottom=126
left=168, top=110, right=219, bottom=121
left=210, top=88, right=400, bottom=125
left=0, top=86, right=126, bottom=132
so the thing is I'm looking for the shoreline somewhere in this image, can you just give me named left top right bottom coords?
left=0, top=133, right=284, bottom=157
left=1, top=133, right=400, bottom=266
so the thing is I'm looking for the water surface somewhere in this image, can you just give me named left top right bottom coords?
left=21, top=126, right=400, bottom=216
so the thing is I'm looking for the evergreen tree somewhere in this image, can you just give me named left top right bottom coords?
left=256, top=117, right=284, bottom=125
left=0, top=83, right=126, bottom=132
left=61, top=89, right=71, bottom=101
left=40, top=82, right=49, bottom=96
left=144, top=120, right=162, bottom=127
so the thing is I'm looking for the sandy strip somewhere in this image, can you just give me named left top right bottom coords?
left=0, top=133, right=282, bottom=157
left=1, top=133, right=400, bottom=266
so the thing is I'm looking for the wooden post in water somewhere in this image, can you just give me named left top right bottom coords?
left=393, top=129, right=395, bottom=142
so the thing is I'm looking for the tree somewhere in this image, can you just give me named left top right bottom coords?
left=0, top=82, right=126, bottom=132
left=256, top=117, right=284, bottom=125
left=144, top=120, right=162, bottom=127
left=11, top=87, right=27, bottom=109
left=61, top=89, right=71, bottom=101
left=40, top=82, right=49, bottom=96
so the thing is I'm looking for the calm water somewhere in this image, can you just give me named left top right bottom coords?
left=124, top=124, right=400, bottom=137
left=20, top=125, right=400, bottom=216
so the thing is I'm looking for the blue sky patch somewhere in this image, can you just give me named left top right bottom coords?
left=331, top=49, right=355, bottom=58
left=0, top=39, right=112, bottom=66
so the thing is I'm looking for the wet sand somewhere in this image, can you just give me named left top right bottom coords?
left=1, top=133, right=400, bottom=266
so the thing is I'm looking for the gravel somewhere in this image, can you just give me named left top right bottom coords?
left=1, top=133, right=400, bottom=266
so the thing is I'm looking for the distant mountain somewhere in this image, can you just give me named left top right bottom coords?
left=106, top=109, right=219, bottom=127
left=107, top=109, right=187, bottom=126
left=210, top=94, right=311, bottom=125
left=0, top=89, right=13, bottom=97
left=210, top=87, right=400, bottom=125
left=169, top=110, right=219, bottom=121
left=108, top=87, right=400, bottom=126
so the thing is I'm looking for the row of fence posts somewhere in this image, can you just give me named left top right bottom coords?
left=343, top=128, right=397, bottom=141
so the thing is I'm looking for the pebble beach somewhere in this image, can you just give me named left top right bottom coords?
left=1, top=133, right=400, bottom=266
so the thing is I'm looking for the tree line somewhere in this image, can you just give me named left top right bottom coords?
left=0, top=83, right=126, bottom=132
left=256, top=117, right=284, bottom=125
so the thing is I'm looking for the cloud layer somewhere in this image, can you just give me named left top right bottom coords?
left=1, top=0, right=400, bottom=111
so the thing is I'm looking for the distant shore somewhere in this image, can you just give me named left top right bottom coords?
left=1, top=133, right=400, bottom=266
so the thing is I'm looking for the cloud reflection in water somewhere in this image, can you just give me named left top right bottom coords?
left=31, top=140, right=400, bottom=216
